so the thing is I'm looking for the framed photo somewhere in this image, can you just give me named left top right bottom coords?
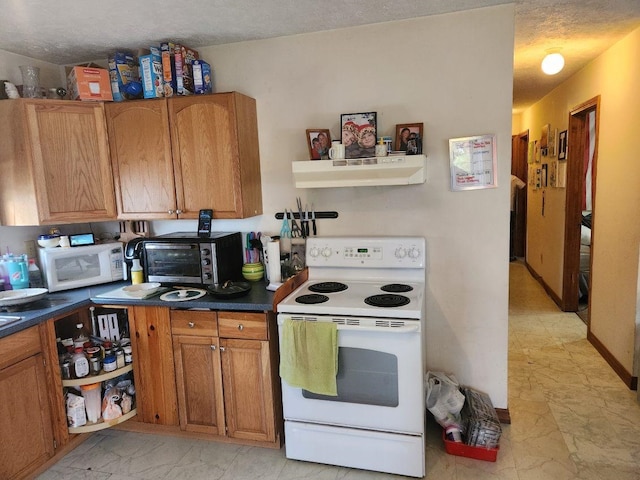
left=540, top=123, right=550, bottom=148
left=558, top=129, right=568, bottom=160
left=306, top=129, right=331, bottom=160
left=395, top=123, right=424, bottom=153
left=340, top=112, right=377, bottom=159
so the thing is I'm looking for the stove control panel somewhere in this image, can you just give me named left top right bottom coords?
left=306, top=237, right=424, bottom=268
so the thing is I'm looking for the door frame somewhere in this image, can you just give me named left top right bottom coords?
left=562, top=96, right=600, bottom=311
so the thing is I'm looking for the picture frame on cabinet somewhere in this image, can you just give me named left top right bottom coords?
left=340, top=111, right=377, bottom=159
left=395, top=122, right=424, bottom=154
left=306, top=129, right=331, bottom=160
left=558, top=130, right=568, bottom=160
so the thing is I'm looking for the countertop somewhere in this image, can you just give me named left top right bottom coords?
left=0, top=280, right=276, bottom=339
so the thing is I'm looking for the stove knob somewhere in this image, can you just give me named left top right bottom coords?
left=321, top=247, right=332, bottom=258
left=201, top=248, right=210, bottom=256
left=202, top=272, right=212, bottom=280
left=202, top=258, right=211, bottom=266
left=408, top=248, right=421, bottom=259
left=395, top=247, right=407, bottom=258
left=309, top=246, right=320, bottom=258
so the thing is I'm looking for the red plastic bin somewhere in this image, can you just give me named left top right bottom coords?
left=442, top=431, right=499, bottom=462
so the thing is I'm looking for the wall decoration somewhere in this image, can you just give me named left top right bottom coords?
left=528, top=141, right=535, bottom=164
left=541, top=163, right=548, bottom=187
left=540, top=123, right=550, bottom=148
left=549, top=160, right=557, bottom=187
left=558, top=129, right=568, bottom=160
left=548, top=128, right=557, bottom=157
left=556, top=161, right=566, bottom=187
left=534, top=140, right=541, bottom=163
left=394, top=123, right=423, bottom=153
left=306, top=129, right=331, bottom=160
left=448, top=134, right=497, bottom=191
left=340, top=112, right=377, bottom=159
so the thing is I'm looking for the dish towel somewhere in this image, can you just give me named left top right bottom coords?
left=279, top=319, right=338, bottom=396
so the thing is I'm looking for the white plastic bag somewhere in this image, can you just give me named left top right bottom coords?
left=425, top=371, right=465, bottom=428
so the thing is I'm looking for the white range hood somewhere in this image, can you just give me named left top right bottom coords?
left=292, top=154, right=426, bottom=188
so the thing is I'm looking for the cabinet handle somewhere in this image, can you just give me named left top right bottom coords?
left=210, top=345, right=216, bottom=351
left=188, top=322, right=195, bottom=328
left=219, top=346, right=226, bottom=352
left=168, top=209, right=175, bottom=214
left=176, top=209, right=183, bottom=215
left=237, top=324, right=244, bottom=331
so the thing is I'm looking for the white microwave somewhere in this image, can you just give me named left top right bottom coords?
left=38, top=242, right=125, bottom=292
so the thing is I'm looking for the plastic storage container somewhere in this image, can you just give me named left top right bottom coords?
left=442, top=431, right=499, bottom=462
left=81, top=383, right=102, bottom=423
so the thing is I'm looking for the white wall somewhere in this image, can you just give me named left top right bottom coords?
left=195, top=5, right=515, bottom=407
left=0, top=5, right=515, bottom=407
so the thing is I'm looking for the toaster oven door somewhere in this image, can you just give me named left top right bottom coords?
left=143, top=243, right=207, bottom=285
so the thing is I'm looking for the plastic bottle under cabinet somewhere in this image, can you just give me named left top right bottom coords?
left=72, top=347, right=90, bottom=379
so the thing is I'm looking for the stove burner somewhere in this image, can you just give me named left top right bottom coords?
left=364, top=294, right=410, bottom=308
left=308, top=282, right=348, bottom=294
left=295, top=294, right=330, bottom=305
left=381, top=283, right=413, bottom=293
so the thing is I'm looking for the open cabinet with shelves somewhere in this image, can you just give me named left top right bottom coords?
left=53, top=306, right=137, bottom=435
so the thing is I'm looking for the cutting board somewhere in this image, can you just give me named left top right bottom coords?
left=95, top=286, right=169, bottom=300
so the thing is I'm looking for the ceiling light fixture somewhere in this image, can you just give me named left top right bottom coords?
left=541, top=51, right=564, bottom=75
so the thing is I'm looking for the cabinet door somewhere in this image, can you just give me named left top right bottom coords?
left=0, top=354, right=54, bottom=480
left=220, top=338, right=276, bottom=442
left=105, top=99, right=178, bottom=219
left=128, top=306, right=179, bottom=425
left=24, top=100, right=117, bottom=223
left=168, top=93, right=263, bottom=219
left=173, top=335, right=226, bottom=435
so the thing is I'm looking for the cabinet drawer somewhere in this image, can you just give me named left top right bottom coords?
left=0, top=326, right=41, bottom=370
left=218, top=312, right=267, bottom=340
left=171, top=310, right=218, bottom=336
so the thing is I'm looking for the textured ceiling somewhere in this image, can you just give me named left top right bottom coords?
left=1, top=0, right=639, bottom=111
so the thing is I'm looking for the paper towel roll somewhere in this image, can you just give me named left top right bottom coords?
left=266, top=241, right=281, bottom=283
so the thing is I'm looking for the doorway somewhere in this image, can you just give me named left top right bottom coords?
left=511, top=131, right=529, bottom=258
left=562, top=96, right=599, bottom=313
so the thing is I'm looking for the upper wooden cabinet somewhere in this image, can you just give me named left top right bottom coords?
left=0, top=99, right=117, bottom=225
left=105, top=92, right=263, bottom=220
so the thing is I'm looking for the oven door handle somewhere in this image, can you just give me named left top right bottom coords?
left=335, top=324, right=420, bottom=333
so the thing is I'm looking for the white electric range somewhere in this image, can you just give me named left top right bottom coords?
left=277, top=236, right=426, bottom=478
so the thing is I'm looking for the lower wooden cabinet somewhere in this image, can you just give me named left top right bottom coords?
left=128, top=305, right=179, bottom=426
left=171, top=309, right=281, bottom=444
left=0, top=328, right=54, bottom=480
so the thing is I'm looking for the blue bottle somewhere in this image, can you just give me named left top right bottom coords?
left=7, top=255, right=29, bottom=290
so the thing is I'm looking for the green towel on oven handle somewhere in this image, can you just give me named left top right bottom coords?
left=279, top=319, right=338, bottom=396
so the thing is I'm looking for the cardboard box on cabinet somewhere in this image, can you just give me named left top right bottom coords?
left=67, top=66, right=113, bottom=101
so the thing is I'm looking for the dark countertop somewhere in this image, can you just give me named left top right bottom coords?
left=0, top=280, right=276, bottom=339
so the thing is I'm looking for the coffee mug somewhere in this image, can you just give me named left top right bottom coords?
left=329, top=142, right=345, bottom=160
left=375, top=144, right=388, bottom=157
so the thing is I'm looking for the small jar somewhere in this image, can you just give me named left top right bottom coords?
left=89, top=356, right=102, bottom=376
left=72, top=347, right=89, bottom=378
left=61, top=361, right=72, bottom=380
left=115, top=348, right=125, bottom=369
left=123, top=345, right=133, bottom=365
left=103, top=355, right=117, bottom=372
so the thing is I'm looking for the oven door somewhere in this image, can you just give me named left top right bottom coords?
left=277, top=314, right=424, bottom=435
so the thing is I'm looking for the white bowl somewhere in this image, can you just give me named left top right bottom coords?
left=122, top=282, right=162, bottom=298
left=37, top=236, right=60, bottom=248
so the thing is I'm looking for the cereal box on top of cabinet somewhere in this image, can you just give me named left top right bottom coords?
left=108, top=51, right=140, bottom=101
left=192, top=60, right=213, bottom=94
left=160, top=42, right=176, bottom=97
left=139, top=47, right=164, bottom=99
left=174, top=44, right=199, bottom=95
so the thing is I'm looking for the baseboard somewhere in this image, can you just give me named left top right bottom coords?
left=587, top=330, right=638, bottom=390
left=524, top=262, right=562, bottom=307
left=495, top=408, right=511, bottom=424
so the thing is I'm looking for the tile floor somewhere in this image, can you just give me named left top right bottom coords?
left=37, top=261, right=640, bottom=479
